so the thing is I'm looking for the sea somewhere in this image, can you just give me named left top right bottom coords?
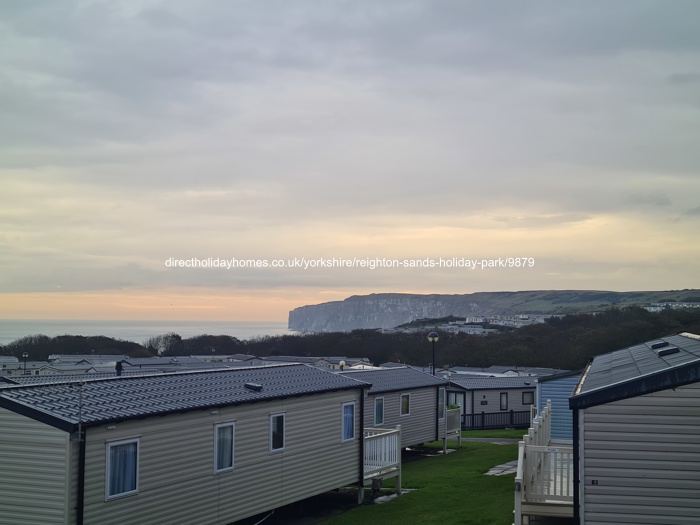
left=0, top=320, right=294, bottom=346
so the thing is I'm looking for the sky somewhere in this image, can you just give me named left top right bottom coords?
left=1, top=0, right=699, bottom=322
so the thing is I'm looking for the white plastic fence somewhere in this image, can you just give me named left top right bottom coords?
left=363, top=426, right=401, bottom=479
left=514, top=400, right=573, bottom=525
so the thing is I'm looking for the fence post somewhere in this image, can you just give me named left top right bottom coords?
left=514, top=441, right=525, bottom=525
left=395, top=425, right=402, bottom=495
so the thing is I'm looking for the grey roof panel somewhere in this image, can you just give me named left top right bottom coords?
left=576, top=333, right=700, bottom=395
left=536, top=369, right=584, bottom=383
left=324, top=356, right=369, bottom=365
left=448, top=376, right=537, bottom=390
left=122, top=357, right=206, bottom=366
left=340, top=367, right=447, bottom=394
left=227, top=354, right=256, bottom=361
left=449, top=365, right=568, bottom=377
left=570, top=333, right=700, bottom=409
left=0, top=364, right=368, bottom=431
left=261, top=356, right=324, bottom=364
left=0, top=371, right=156, bottom=386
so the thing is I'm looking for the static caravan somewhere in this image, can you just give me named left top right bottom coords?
left=340, top=367, right=449, bottom=448
left=0, top=364, right=368, bottom=525
left=536, top=370, right=581, bottom=442
left=448, top=376, right=537, bottom=429
left=569, top=332, right=700, bottom=525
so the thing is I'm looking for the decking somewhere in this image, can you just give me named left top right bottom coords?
left=364, top=427, right=402, bottom=480
left=514, top=401, right=574, bottom=525
left=361, top=408, right=462, bottom=502
left=360, top=426, right=402, bottom=502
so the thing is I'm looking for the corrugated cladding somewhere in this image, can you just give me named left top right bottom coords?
left=449, top=376, right=536, bottom=418
left=68, top=440, right=79, bottom=525
left=364, top=388, right=440, bottom=448
left=581, top=382, right=700, bottom=525
left=537, top=374, right=579, bottom=440
left=460, top=387, right=535, bottom=415
left=81, top=390, right=362, bottom=525
left=0, top=408, right=71, bottom=525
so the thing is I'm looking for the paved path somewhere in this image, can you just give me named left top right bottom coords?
left=485, top=459, right=518, bottom=476
left=460, top=438, right=521, bottom=476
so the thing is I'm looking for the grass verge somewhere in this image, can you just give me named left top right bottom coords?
left=326, top=440, right=518, bottom=525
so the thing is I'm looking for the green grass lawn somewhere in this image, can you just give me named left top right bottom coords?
left=326, top=439, right=518, bottom=525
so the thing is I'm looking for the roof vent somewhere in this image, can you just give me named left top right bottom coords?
left=244, top=382, right=263, bottom=391
left=650, top=341, right=669, bottom=350
left=656, top=346, right=680, bottom=357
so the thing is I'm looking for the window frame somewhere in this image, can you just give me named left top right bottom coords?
left=342, top=402, right=355, bottom=442
left=269, top=413, right=286, bottom=453
left=448, top=391, right=464, bottom=409
left=105, top=438, right=140, bottom=501
left=374, top=397, right=384, bottom=426
left=522, top=391, right=534, bottom=406
left=214, top=421, right=235, bottom=473
left=400, top=393, right=411, bottom=416
left=500, top=392, right=508, bottom=411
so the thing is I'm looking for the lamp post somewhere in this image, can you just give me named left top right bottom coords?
left=22, top=352, right=28, bottom=375
left=427, top=332, right=439, bottom=375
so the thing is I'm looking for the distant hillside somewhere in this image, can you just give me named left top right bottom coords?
left=288, top=290, right=700, bottom=332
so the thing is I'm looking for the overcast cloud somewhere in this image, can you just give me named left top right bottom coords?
left=1, top=0, right=699, bottom=321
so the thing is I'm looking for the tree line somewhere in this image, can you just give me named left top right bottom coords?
left=3, top=307, right=700, bottom=371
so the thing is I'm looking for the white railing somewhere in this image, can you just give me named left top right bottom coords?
left=525, top=400, right=551, bottom=447
left=524, top=445, right=573, bottom=502
left=363, top=426, right=401, bottom=479
left=514, top=400, right=573, bottom=525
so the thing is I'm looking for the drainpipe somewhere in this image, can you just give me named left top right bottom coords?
left=77, top=429, right=86, bottom=525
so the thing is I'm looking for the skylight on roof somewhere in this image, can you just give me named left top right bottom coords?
left=655, top=346, right=680, bottom=357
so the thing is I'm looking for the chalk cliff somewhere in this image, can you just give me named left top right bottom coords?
left=289, top=293, right=480, bottom=332
left=288, top=290, right=699, bottom=332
